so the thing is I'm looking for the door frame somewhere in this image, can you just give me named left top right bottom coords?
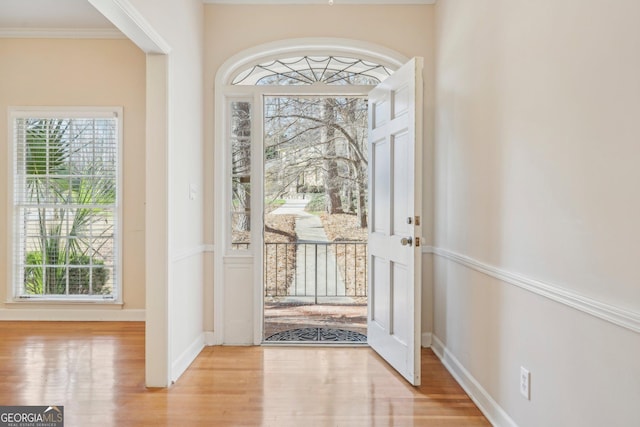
left=214, top=38, right=409, bottom=345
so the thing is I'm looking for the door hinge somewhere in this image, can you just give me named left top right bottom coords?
left=415, top=237, right=421, bottom=247
left=415, top=216, right=421, bottom=226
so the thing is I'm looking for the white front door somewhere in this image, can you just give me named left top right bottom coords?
left=367, top=58, right=423, bottom=385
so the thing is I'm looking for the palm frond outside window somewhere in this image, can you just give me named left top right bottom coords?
left=12, top=110, right=120, bottom=300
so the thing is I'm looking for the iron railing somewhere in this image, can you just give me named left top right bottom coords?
left=264, top=242, right=367, bottom=303
left=231, top=242, right=250, bottom=250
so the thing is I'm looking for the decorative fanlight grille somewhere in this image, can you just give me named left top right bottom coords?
left=232, top=56, right=393, bottom=86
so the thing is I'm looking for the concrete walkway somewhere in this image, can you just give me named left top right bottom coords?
left=270, top=199, right=310, bottom=216
left=271, top=199, right=348, bottom=303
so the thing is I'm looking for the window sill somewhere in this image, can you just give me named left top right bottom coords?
left=5, top=298, right=123, bottom=307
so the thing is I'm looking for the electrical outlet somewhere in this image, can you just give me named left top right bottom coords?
left=520, top=367, right=531, bottom=400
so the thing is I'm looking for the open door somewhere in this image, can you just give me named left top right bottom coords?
left=367, top=57, right=423, bottom=385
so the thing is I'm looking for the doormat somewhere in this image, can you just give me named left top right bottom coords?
left=265, top=327, right=367, bottom=342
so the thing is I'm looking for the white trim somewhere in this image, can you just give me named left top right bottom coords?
left=6, top=298, right=121, bottom=304
left=421, top=332, right=432, bottom=348
left=0, top=28, right=125, bottom=39
left=216, top=37, right=409, bottom=87
left=252, top=94, right=265, bottom=346
left=205, top=0, right=435, bottom=4
left=431, top=335, right=517, bottom=427
left=0, top=308, right=145, bottom=321
left=144, top=54, right=171, bottom=387
left=204, top=244, right=215, bottom=253
left=222, top=256, right=254, bottom=265
left=204, top=331, right=216, bottom=346
left=421, top=244, right=434, bottom=254
left=88, top=0, right=171, bottom=54
left=214, top=38, right=410, bottom=346
left=9, top=106, right=121, bottom=118
left=172, top=245, right=210, bottom=263
left=115, top=106, right=125, bottom=304
left=432, top=247, right=640, bottom=334
left=7, top=106, right=124, bottom=304
left=171, top=333, right=205, bottom=382
left=6, top=110, right=15, bottom=312
left=211, top=329, right=224, bottom=345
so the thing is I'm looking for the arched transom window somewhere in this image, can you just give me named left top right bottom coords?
left=231, top=56, right=394, bottom=86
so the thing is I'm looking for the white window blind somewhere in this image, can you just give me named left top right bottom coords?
left=12, top=110, right=120, bottom=300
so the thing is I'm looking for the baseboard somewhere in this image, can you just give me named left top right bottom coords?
left=430, top=334, right=445, bottom=358
left=431, top=335, right=518, bottom=427
left=0, top=308, right=145, bottom=321
left=171, top=333, right=205, bottom=383
left=421, top=332, right=432, bottom=347
left=204, top=331, right=216, bottom=346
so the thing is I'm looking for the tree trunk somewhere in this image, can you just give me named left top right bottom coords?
left=356, top=166, right=367, bottom=228
left=323, top=99, right=343, bottom=214
left=236, top=182, right=251, bottom=231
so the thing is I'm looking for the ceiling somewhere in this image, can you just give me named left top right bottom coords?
left=0, top=0, right=435, bottom=36
left=0, top=0, right=115, bottom=30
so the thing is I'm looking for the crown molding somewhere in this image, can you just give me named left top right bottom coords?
left=89, top=0, right=171, bottom=54
left=0, top=27, right=125, bottom=39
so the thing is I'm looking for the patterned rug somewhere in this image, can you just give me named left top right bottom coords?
left=265, top=327, right=367, bottom=342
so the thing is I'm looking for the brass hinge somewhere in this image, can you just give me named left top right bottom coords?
left=415, top=216, right=421, bottom=226
left=415, top=237, right=421, bottom=247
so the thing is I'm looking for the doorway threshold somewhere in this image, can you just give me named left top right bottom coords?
left=264, top=301, right=367, bottom=343
left=264, top=326, right=367, bottom=344
left=262, top=342, right=369, bottom=347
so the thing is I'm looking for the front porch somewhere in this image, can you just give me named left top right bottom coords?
left=262, top=200, right=368, bottom=343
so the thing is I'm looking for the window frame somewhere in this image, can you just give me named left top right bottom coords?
left=7, top=106, right=123, bottom=303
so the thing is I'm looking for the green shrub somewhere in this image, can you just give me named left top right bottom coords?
left=305, top=194, right=326, bottom=213
left=68, top=255, right=109, bottom=295
left=308, top=185, right=324, bottom=194
left=24, top=251, right=109, bottom=295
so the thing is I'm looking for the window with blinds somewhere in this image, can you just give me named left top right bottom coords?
left=10, top=109, right=121, bottom=300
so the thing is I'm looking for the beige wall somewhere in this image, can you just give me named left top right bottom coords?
left=434, top=0, right=640, bottom=425
left=203, top=4, right=436, bottom=333
left=0, top=38, right=146, bottom=313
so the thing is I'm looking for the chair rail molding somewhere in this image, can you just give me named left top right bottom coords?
left=430, top=246, right=640, bottom=334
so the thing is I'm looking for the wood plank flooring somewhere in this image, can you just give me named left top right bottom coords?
left=0, top=321, right=489, bottom=426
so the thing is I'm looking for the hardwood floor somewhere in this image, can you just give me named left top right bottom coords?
left=0, top=322, right=489, bottom=426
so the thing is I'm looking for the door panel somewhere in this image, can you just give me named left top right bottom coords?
left=372, top=138, right=390, bottom=234
left=392, top=263, right=409, bottom=344
left=367, top=57, right=423, bottom=386
left=371, top=256, right=390, bottom=330
left=392, top=132, right=411, bottom=235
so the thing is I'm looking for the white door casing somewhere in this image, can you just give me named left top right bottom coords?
left=367, top=57, right=423, bottom=385
left=214, top=39, right=410, bottom=346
